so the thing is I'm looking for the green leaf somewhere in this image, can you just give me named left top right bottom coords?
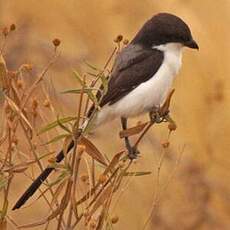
left=86, top=72, right=97, bottom=78
left=42, top=134, right=70, bottom=145
left=37, top=151, right=56, bottom=160
left=0, top=200, right=8, bottom=219
left=0, top=55, right=7, bottom=91
left=99, top=73, right=108, bottom=94
left=38, top=116, right=77, bottom=135
left=49, top=162, right=69, bottom=170
left=73, top=70, right=84, bottom=86
left=57, top=116, right=72, bottom=134
left=87, top=90, right=99, bottom=107
left=83, top=113, right=98, bottom=134
left=61, top=88, right=95, bottom=94
left=84, top=60, right=101, bottom=71
left=124, top=171, right=152, bottom=177
left=47, top=170, right=70, bottom=187
left=0, top=90, right=4, bottom=102
left=63, top=88, right=99, bottom=107
left=0, top=176, right=8, bottom=190
left=106, top=217, right=114, bottom=230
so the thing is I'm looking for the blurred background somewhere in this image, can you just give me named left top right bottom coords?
left=1, top=0, right=230, bottom=229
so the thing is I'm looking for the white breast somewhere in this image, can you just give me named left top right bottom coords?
left=95, top=43, right=183, bottom=126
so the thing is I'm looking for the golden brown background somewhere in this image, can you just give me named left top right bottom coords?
left=1, top=0, right=230, bottom=229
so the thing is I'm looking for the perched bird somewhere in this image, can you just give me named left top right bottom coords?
left=12, top=12, right=198, bottom=210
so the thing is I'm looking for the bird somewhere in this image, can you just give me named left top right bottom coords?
left=12, top=12, right=198, bottom=210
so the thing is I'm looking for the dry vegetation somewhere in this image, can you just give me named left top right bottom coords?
left=0, top=1, right=230, bottom=230
left=0, top=27, right=178, bottom=229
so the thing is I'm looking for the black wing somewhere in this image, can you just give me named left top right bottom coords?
left=100, top=45, right=164, bottom=106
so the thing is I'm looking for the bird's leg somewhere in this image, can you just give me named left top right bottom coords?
left=121, top=117, right=139, bottom=159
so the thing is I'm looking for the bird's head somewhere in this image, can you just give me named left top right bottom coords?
left=131, top=13, right=199, bottom=50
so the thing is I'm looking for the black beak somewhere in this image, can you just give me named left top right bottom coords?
left=184, top=39, right=199, bottom=50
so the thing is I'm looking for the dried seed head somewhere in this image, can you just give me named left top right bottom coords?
left=33, top=143, right=37, bottom=150
left=80, top=174, right=89, bottom=183
left=89, top=220, right=97, bottom=229
left=168, top=122, right=177, bottom=131
left=161, top=141, right=170, bottom=148
left=77, top=144, right=86, bottom=154
left=52, top=38, right=61, bottom=47
left=10, top=24, right=16, bottom=31
left=11, top=145, right=15, bottom=151
left=0, top=219, right=7, bottom=229
left=48, top=157, right=56, bottom=164
left=98, top=174, right=107, bottom=184
left=12, top=125, right=17, bottom=133
left=12, top=136, right=18, bottom=145
left=8, top=71, right=17, bottom=79
left=2, top=27, right=9, bottom=37
left=16, top=79, right=23, bottom=89
left=43, top=99, right=50, bottom=108
left=83, top=209, right=89, bottom=219
left=32, top=98, right=38, bottom=110
left=7, top=114, right=14, bottom=121
left=32, top=110, right=38, bottom=118
left=111, top=215, right=119, bottom=224
left=123, top=39, right=129, bottom=45
left=21, top=64, right=33, bottom=71
left=4, top=102, right=11, bottom=114
left=136, top=120, right=142, bottom=126
left=114, top=34, right=123, bottom=43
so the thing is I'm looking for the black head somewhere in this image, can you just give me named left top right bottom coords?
left=131, top=13, right=198, bottom=50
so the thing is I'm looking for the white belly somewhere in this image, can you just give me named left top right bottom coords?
left=95, top=43, right=183, bottom=126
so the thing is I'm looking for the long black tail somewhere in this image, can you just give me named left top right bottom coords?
left=12, top=83, right=103, bottom=210
left=12, top=140, right=74, bottom=210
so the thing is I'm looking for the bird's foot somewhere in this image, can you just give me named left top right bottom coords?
left=149, top=109, right=169, bottom=124
left=127, top=145, right=140, bottom=160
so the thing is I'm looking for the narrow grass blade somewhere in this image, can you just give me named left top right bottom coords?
left=38, top=116, right=76, bottom=135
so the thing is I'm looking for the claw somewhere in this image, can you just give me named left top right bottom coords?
left=149, top=108, right=170, bottom=124
left=127, top=146, right=140, bottom=159
left=149, top=110, right=162, bottom=123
